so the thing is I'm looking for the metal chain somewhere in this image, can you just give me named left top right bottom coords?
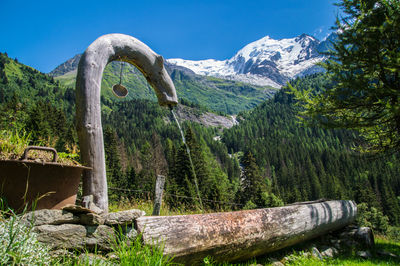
left=119, top=60, right=124, bottom=85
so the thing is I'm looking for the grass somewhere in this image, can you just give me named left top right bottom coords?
left=54, top=69, right=77, bottom=88
left=0, top=199, right=54, bottom=265
left=0, top=198, right=174, bottom=266
left=110, top=232, right=173, bottom=265
left=241, top=235, right=400, bottom=266
left=0, top=129, right=80, bottom=165
left=52, top=233, right=173, bottom=266
left=109, top=197, right=206, bottom=216
left=1, top=195, right=400, bottom=266
left=0, top=130, right=31, bottom=160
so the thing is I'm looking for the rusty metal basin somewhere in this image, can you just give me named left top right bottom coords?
left=0, top=147, right=90, bottom=212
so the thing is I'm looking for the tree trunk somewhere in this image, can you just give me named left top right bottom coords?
left=136, top=200, right=357, bottom=265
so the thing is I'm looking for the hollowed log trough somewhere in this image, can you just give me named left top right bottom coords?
left=136, top=200, right=357, bottom=265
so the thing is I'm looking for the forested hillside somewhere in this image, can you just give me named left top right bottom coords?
left=54, top=59, right=277, bottom=114
left=0, top=52, right=76, bottom=151
left=223, top=74, right=400, bottom=225
left=1, top=52, right=399, bottom=228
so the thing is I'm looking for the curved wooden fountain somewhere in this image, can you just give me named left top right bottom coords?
left=75, top=34, right=178, bottom=212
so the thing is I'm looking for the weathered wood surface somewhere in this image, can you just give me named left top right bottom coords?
left=76, top=34, right=178, bottom=212
left=152, top=175, right=166, bottom=216
left=136, top=200, right=357, bottom=265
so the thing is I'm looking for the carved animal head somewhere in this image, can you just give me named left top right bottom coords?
left=144, top=55, right=178, bottom=107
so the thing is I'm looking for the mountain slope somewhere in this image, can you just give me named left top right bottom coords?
left=168, top=34, right=333, bottom=87
left=49, top=33, right=338, bottom=114
left=54, top=60, right=277, bottom=114
left=49, top=54, right=81, bottom=77
left=222, top=74, right=400, bottom=224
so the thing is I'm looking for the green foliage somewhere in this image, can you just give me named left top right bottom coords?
left=171, top=70, right=277, bottom=114
left=357, top=203, right=390, bottom=233
left=55, top=60, right=277, bottom=115
left=260, top=191, right=284, bottom=208
left=0, top=129, right=31, bottom=160
left=243, top=200, right=257, bottom=210
left=223, top=75, right=400, bottom=225
left=0, top=201, right=54, bottom=265
left=0, top=53, right=76, bottom=153
left=166, top=126, right=233, bottom=210
left=289, top=0, right=400, bottom=154
left=111, top=232, right=173, bottom=266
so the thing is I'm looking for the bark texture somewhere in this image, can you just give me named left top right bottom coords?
left=136, top=200, right=357, bottom=265
left=75, top=34, right=178, bottom=212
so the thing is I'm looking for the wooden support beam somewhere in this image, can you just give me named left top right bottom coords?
left=152, top=175, right=166, bottom=216
left=136, top=200, right=357, bottom=265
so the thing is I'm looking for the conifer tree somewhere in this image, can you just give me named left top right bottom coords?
left=103, top=127, right=124, bottom=191
left=291, top=0, right=400, bottom=154
left=239, top=151, right=267, bottom=207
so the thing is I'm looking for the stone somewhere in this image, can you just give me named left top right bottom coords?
left=34, top=224, right=86, bottom=250
left=21, top=209, right=80, bottom=226
left=78, top=253, right=109, bottom=265
left=82, top=195, right=104, bottom=214
left=344, top=239, right=358, bottom=247
left=339, top=228, right=357, bottom=239
left=85, top=225, right=116, bottom=251
left=63, top=204, right=96, bottom=214
left=49, top=249, right=75, bottom=260
left=302, top=252, right=311, bottom=257
left=125, top=226, right=138, bottom=243
left=321, top=247, right=338, bottom=258
left=311, top=247, right=323, bottom=261
left=103, top=209, right=145, bottom=226
left=357, top=250, right=372, bottom=259
left=377, top=250, right=398, bottom=258
left=80, top=213, right=105, bottom=225
left=34, top=223, right=117, bottom=251
left=270, top=259, right=284, bottom=266
left=355, top=227, right=374, bottom=248
left=106, top=252, right=119, bottom=260
left=82, top=195, right=94, bottom=208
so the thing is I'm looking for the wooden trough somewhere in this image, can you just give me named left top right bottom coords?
left=136, top=200, right=357, bottom=265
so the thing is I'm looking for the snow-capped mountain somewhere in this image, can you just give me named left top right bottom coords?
left=168, top=34, right=328, bottom=88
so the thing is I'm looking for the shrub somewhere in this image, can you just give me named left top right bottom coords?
left=0, top=204, right=54, bottom=265
left=356, top=203, right=389, bottom=233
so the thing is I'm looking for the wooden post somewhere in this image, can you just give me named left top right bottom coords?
left=152, top=175, right=166, bottom=216
left=137, top=200, right=357, bottom=265
left=75, top=34, right=178, bottom=212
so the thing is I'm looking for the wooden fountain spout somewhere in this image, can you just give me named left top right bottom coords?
left=75, top=34, right=178, bottom=212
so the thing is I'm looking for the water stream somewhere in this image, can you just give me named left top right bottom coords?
left=170, top=109, right=204, bottom=211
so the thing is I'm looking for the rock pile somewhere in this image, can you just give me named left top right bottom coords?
left=21, top=205, right=145, bottom=252
left=277, top=224, right=394, bottom=264
left=308, top=225, right=375, bottom=260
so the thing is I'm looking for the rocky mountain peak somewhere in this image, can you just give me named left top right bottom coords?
left=49, top=33, right=337, bottom=88
left=49, top=54, right=81, bottom=77
left=167, top=33, right=332, bottom=88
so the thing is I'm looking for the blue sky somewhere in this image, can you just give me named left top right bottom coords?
left=0, top=0, right=338, bottom=73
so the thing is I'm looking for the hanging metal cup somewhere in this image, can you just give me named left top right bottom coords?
left=112, top=84, right=128, bottom=98
left=112, top=59, right=129, bottom=98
